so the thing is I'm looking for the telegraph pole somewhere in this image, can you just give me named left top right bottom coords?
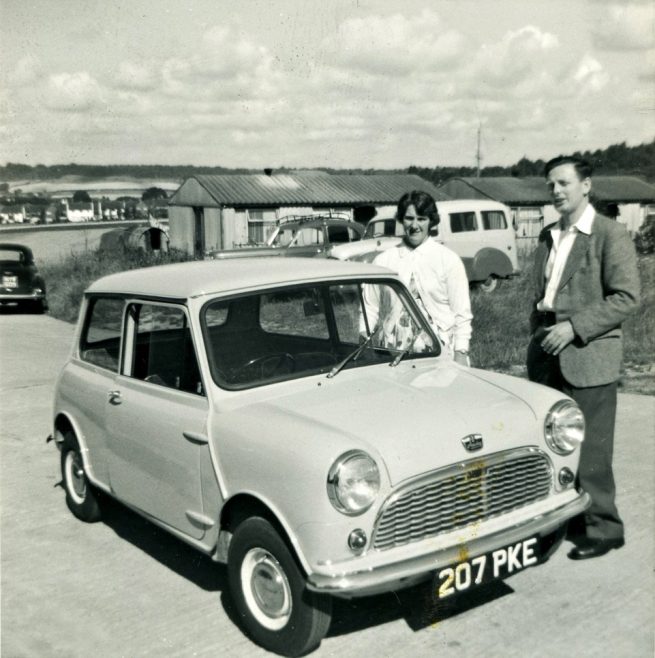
left=475, top=123, right=482, bottom=178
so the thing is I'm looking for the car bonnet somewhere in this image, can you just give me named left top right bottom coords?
left=263, top=361, right=538, bottom=486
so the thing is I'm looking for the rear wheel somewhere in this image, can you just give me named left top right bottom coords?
left=227, top=516, right=332, bottom=657
left=477, top=275, right=498, bottom=293
left=60, top=432, right=102, bottom=522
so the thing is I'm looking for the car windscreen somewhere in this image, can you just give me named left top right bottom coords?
left=201, top=279, right=440, bottom=389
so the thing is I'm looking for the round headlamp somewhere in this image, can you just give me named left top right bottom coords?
left=327, top=450, right=380, bottom=516
left=544, top=400, right=585, bottom=455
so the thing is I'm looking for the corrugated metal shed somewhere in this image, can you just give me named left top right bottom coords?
left=169, top=173, right=449, bottom=207
left=440, top=176, right=655, bottom=205
left=587, top=176, right=655, bottom=203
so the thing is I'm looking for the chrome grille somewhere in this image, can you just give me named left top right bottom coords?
left=373, top=450, right=552, bottom=551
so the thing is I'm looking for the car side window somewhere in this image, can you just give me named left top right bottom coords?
left=80, top=297, right=125, bottom=372
left=129, top=303, right=204, bottom=395
left=450, top=212, right=478, bottom=233
left=481, top=210, right=508, bottom=230
left=327, top=225, right=350, bottom=244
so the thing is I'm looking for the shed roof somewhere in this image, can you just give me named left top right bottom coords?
left=440, top=176, right=655, bottom=205
left=169, top=173, right=449, bottom=208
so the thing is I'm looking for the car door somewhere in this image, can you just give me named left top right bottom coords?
left=106, top=301, right=210, bottom=539
left=68, top=295, right=126, bottom=485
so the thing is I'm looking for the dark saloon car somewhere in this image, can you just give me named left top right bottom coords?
left=0, top=243, right=48, bottom=312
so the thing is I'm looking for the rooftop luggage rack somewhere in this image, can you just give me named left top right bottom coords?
left=275, top=211, right=353, bottom=226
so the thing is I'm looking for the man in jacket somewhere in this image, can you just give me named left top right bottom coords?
left=527, top=155, right=640, bottom=560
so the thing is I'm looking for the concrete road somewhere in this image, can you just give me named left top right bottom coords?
left=1, top=311, right=653, bottom=658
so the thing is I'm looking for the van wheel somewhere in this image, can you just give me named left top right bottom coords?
left=478, top=275, right=498, bottom=293
left=60, top=432, right=102, bottom=522
left=227, top=516, right=332, bottom=657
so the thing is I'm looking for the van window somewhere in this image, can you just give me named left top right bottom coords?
left=450, top=212, right=478, bottom=233
left=80, top=297, right=125, bottom=371
left=481, top=210, right=508, bottom=230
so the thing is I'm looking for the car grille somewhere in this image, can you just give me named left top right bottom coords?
left=372, top=449, right=553, bottom=551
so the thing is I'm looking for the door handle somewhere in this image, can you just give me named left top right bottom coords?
left=183, top=431, right=208, bottom=445
left=108, top=390, right=122, bottom=405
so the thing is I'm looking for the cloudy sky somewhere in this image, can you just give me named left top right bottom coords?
left=0, top=0, right=653, bottom=169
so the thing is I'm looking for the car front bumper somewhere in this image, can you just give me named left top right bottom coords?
left=306, top=491, right=590, bottom=597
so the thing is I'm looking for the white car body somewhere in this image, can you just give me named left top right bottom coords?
left=51, top=257, right=588, bottom=656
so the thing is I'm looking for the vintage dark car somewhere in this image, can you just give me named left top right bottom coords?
left=207, top=214, right=365, bottom=260
left=0, top=243, right=48, bottom=312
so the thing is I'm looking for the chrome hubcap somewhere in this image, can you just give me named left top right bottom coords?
left=241, top=548, right=292, bottom=630
left=66, top=451, right=86, bottom=503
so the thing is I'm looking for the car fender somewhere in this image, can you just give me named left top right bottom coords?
left=470, top=247, right=514, bottom=281
left=53, top=410, right=109, bottom=493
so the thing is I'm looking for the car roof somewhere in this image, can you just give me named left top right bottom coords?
left=87, top=257, right=396, bottom=299
left=0, top=243, right=33, bottom=259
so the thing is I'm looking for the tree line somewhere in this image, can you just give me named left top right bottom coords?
left=1, top=139, right=653, bottom=183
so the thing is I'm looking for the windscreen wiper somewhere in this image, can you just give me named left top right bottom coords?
left=327, top=326, right=381, bottom=379
left=389, top=331, right=420, bottom=367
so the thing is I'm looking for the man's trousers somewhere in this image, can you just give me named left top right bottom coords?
left=527, top=334, right=624, bottom=542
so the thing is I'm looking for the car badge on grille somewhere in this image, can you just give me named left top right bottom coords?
left=461, top=433, right=483, bottom=452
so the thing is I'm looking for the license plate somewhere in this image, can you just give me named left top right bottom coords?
left=2, top=276, right=17, bottom=289
left=436, top=537, right=540, bottom=599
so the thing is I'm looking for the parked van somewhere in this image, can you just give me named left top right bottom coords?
left=334, top=199, right=519, bottom=292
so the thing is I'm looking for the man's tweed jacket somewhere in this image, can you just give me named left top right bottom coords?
left=528, top=212, right=640, bottom=388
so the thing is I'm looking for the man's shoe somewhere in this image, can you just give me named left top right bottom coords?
left=568, top=537, right=624, bottom=560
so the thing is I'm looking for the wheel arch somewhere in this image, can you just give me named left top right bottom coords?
left=217, top=492, right=312, bottom=576
left=53, top=412, right=104, bottom=489
left=470, top=247, right=513, bottom=281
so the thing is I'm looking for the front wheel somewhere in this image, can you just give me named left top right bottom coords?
left=227, top=516, right=332, bottom=657
left=60, top=432, right=102, bottom=522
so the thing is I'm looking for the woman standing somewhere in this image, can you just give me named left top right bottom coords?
left=364, top=190, right=473, bottom=365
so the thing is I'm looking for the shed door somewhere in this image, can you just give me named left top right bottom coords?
left=193, top=206, right=205, bottom=256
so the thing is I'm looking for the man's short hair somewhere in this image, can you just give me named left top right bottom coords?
left=544, top=155, right=593, bottom=180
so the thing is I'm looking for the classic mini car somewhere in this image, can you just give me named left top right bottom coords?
left=207, top=213, right=365, bottom=260
left=52, top=258, right=589, bottom=656
left=332, top=200, right=520, bottom=292
left=0, top=242, right=48, bottom=312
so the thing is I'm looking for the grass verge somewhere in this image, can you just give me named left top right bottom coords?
left=470, top=253, right=654, bottom=394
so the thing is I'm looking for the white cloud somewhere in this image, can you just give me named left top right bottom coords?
left=326, top=9, right=465, bottom=76
left=115, top=61, right=158, bottom=90
left=158, top=25, right=281, bottom=103
left=471, top=26, right=559, bottom=90
left=9, top=55, right=43, bottom=86
left=45, top=72, right=104, bottom=112
left=573, top=55, right=610, bottom=92
left=592, top=3, right=655, bottom=50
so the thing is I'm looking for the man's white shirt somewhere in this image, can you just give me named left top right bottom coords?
left=538, top=203, right=595, bottom=312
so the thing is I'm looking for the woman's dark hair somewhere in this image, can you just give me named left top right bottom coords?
left=396, top=190, right=440, bottom=227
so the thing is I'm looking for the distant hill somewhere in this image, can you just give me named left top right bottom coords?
left=1, top=139, right=652, bottom=184
left=409, top=139, right=655, bottom=186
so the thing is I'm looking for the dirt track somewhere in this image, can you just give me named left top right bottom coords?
left=1, top=311, right=653, bottom=657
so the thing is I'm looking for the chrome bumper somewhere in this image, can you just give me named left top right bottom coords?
left=306, top=491, right=590, bottom=597
left=0, top=291, right=45, bottom=301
